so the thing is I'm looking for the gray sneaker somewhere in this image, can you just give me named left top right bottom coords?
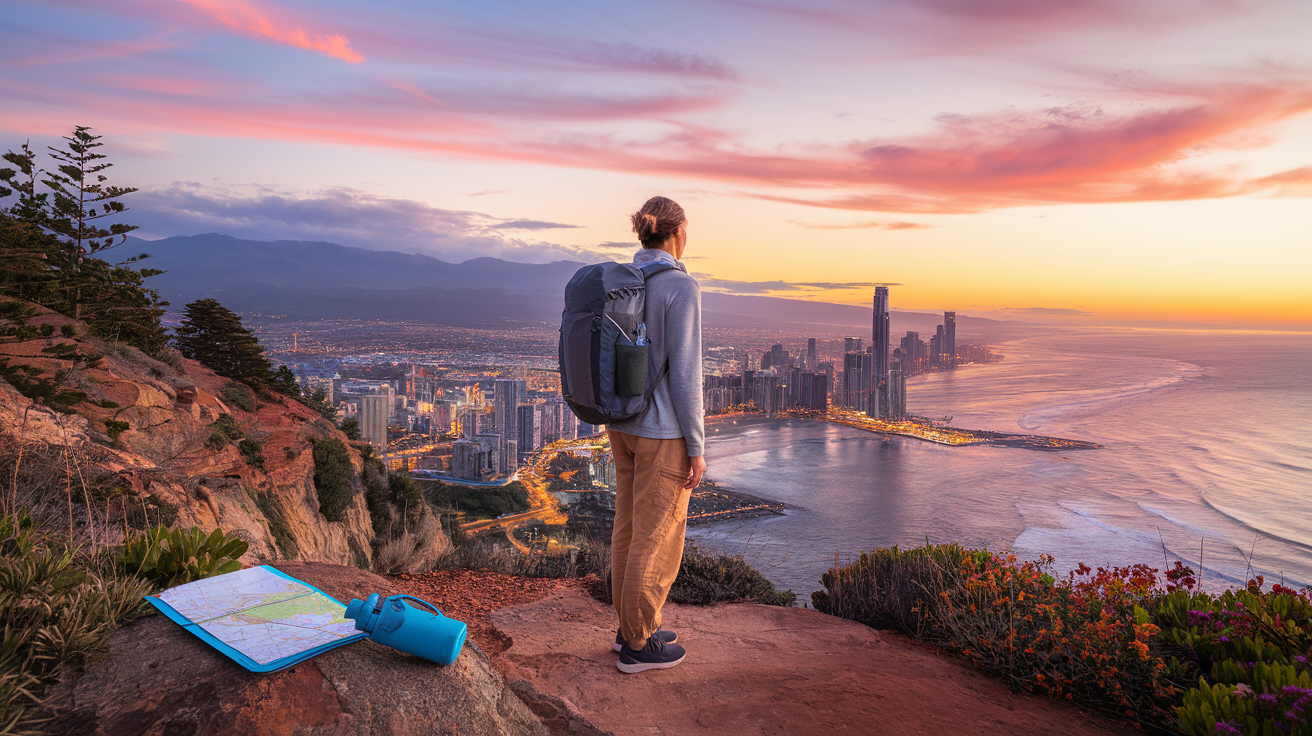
left=613, top=629, right=677, bottom=653
left=617, top=635, right=686, bottom=674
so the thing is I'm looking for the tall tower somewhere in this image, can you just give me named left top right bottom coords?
left=360, top=394, right=389, bottom=451
left=492, top=379, right=526, bottom=474
left=806, top=338, right=818, bottom=371
left=871, top=287, right=890, bottom=417
left=944, top=311, right=957, bottom=368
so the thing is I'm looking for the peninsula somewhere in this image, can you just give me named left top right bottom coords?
left=710, top=408, right=1101, bottom=451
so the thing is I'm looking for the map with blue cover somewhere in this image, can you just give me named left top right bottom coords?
left=146, top=565, right=367, bottom=672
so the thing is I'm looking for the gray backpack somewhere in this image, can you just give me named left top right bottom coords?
left=559, top=260, right=678, bottom=425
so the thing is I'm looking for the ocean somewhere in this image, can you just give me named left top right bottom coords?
left=688, top=329, right=1312, bottom=597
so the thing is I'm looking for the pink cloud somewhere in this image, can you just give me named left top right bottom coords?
left=178, top=0, right=363, bottom=63
left=2, top=8, right=1308, bottom=218
left=723, top=0, right=1248, bottom=57
left=554, top=80, right=1312, bottom=213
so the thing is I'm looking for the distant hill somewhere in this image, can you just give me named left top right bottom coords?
left=132, top=233, right=583, bottom=294
left=131, top=234, right=1030, bottom=338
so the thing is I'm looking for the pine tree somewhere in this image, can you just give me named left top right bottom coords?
left=1, top=128, right=167, bottom=353
left=172, top=299, right=272, bottom=384
left=0, top=142, right=51, bottom=222
left=270, top=365, right=301, bottom=398
left=41, top=127, right=139, bottom=321
left=0, top=215, right=60, bottom=305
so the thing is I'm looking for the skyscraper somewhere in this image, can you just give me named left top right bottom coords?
left=360, top=393, right=389, bottom=450
left=843, top=352, right=869, bottom=412
left=887, top=359, right=906, bottom=418
left=843, top=336, right=862, bottom=354
left=944, top=311, right=956, bottom=368
left=806, top=338, right=818, bottom=371
left=492, top=379, right=526, bottom=474
left=517, top=403, right=542, bottom=454
left=872, top=287, right=890, bottom=417
left=770, top=343, right=784, bottom=370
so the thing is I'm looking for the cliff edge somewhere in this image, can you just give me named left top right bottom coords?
left=1, top=298, right=376, bottom=567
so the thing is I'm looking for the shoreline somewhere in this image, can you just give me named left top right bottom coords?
left=707, top=411, right=1100, bottom=451
left=687, top=482, right=788, bottom=526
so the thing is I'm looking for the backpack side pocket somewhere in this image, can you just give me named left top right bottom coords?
left=614, top=344, right=649, bottom=397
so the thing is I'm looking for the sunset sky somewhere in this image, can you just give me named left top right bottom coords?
left=3, top=0, right=1310, bottom=327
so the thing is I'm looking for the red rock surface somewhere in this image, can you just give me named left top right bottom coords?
left=489, top=587, right=1133, bottom=736
left=392, top=570, right=592, bottom=654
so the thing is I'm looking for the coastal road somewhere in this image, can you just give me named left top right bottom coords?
left=457, top=437, right=604, bottom=540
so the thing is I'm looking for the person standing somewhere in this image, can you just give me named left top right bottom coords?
left=606, top=196, right=705, bottom=674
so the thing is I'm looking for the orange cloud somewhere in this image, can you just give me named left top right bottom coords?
left=179, top=0, right=363, bottom=63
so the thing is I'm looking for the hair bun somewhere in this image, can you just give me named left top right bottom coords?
left=630, top=196, right=686, bottom=248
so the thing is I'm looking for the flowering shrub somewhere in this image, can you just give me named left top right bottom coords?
left=816, top=545, right=1312, bottom=734
left=1160, top=575, right=1312, bottom=735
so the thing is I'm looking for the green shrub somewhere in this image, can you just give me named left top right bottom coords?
left=40, top=342, right=78, bottom=358
left=311, top=438, right=355, bottom=522
left=299, top=385, right=336, bottom=421
left=252, top=491, right=298, bottom=559
left=0, top=514, right=153, bottom=734
left=440, top=537, right=794, bottom=609
left=815, top=545, right=1178, bottom=727
left=205, top=413, right=243, bottom=450
left=2, top=324, right=39, bottom=342
left=59, top=323, right=76, bottom=338
left=362, top=458, right=392, bottom=536
left=221, top=383, right=256, bottom=413
left=117, top=525, right=248, bottom=589
left=670, top=544, right=796, bottom=607
left=423, top=480, right=529, bottom=520
left=103, top=418, right=130, bottom=443
left=388, top=472, right=424, bottom=529
left=1154, top=574, right=1312, bottom=735
left=811, top=543, right=992, bottom=636
left=0, top=359, right=89, bottom=413
left=814, top=545, right=1312, bottom=732
left=237, top=438, right=265, bottom=470
left=38, top=323, right=54, bottom=337
left=0, top=302, right=37, bottom=323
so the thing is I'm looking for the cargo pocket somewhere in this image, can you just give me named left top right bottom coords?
left=615, top=344, right=648, bottom=396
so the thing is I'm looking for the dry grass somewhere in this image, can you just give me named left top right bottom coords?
left=372, top=513, right=453, bottom=576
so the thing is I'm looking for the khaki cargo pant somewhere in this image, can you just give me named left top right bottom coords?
left=606, top=430, right=692, bottom=651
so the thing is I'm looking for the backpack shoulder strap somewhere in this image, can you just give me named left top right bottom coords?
left=637, top=261, right=679, bottom=279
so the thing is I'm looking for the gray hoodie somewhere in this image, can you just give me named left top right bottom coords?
left=607, top=248, right=704, bottom=457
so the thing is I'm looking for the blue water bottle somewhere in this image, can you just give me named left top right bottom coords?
left=344, top=594, right=467, bottom=665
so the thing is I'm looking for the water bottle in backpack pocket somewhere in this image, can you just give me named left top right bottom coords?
left=611, top=317, right=648, bottom=396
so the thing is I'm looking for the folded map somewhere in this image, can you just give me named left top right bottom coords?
left=146, top=565, right=367, bottom=672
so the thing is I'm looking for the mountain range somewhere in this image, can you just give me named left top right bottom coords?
left=131, top=234, right=1030, bottom=339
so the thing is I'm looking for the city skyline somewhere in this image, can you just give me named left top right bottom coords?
left=3, top=1, right=1310, bottom=328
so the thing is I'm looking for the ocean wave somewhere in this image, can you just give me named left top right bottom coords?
left=1014, top=501, right=1256, bottom=589
left=1017, top=360, right=1203, bottom=431
left=1198, top=492, right=1312, bottom=554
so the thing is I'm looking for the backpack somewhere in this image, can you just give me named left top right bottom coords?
left=559, top=260, right=678, bottom=425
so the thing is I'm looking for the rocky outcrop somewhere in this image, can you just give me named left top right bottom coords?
left=490, top=588, right=1127, bottom=736
left=0, top=299, right=375, bottom=567
left=44, top=563, right=548, bottom=736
